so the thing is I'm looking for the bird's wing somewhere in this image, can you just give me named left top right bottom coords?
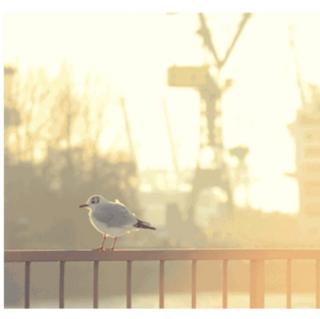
left=114, top=199, right=136, bottom=216
left=114, top=199, right=125, bottom=206
left=93, top=202, right=137, bottom=228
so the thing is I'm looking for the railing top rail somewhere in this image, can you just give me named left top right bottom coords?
left=5, top=248, right=320, bottom=262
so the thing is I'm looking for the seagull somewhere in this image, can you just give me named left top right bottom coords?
left=79, top=194, right=156, bottom=251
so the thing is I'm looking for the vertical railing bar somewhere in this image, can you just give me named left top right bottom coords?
left=159, top=260, right=165, bottom=308
left=222, top=260, right=228, bottom=308
left=250, top=259, right=265, bottom=308
left=126, top=260, right=132, bottom=308
left=59, top=261, right=65, bottom=308
left=286, top=259, right=292, bottom=309
left=191, top=259, right=197, bottom=309
left=93, top=260, right=99, bottom=308
left=24, top=261, right=31, bottom=308
left=316, top=259, right=320, bottom=308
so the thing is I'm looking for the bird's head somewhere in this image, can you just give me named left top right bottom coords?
left=79, top=194, right=106, bottom=210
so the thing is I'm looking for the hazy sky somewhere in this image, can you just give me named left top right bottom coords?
left=4, top=13, right=320, bottom=213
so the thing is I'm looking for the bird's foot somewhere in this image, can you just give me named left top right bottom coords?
left=92, top=247, right=107, bottom=252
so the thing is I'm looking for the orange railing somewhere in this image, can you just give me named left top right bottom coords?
left=5, top=249, right=320, bottom=308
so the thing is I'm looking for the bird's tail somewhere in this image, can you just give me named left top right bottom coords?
left=134, top=219, right=156, bottom=230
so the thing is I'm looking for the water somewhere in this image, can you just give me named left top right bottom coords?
left=9, top=292, right=316, bottom=308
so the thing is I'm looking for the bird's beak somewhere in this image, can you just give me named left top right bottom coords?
left=79, top=204, right=89, bottom=208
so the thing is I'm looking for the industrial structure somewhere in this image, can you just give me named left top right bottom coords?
left=167, top=13, right=252, bottom=221
left=288, top=27, right=320, bottom=216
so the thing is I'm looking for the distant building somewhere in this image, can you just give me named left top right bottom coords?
left=290, top=88, right=320, bottom=215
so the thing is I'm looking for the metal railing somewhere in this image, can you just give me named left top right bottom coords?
left=5, top=249, right=320, bottom=308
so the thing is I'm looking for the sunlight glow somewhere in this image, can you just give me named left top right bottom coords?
left=4, top=13, right=320, bottom=213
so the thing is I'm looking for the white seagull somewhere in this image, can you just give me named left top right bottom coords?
left=79, top=194, right=156, bottom=251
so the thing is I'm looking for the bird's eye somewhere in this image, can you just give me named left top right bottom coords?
left=91, top=196, right=99, bottom=204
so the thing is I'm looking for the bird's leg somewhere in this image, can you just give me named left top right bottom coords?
left=93, top=234, right=107, bottom=251
left=111, top=237, right=118, bottom=250
left=100, top=234, right=107, bottom=251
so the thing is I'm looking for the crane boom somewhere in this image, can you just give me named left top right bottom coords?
left=288, top=25, right=307, bottom=107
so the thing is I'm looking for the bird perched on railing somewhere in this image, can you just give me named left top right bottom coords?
left=79, top=194, right=156, bottom=251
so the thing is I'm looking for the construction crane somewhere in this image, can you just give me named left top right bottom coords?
left=229, top=145, right=250, bottom=208
left=117, top=97, right=141, bottom=212
left=168, top=13, right=252, bottom=222
left=288, top=25, right=307, bottom=108
left=162, top=97, right=180, bottom=190
left=289, top=25, right=320, bottom=113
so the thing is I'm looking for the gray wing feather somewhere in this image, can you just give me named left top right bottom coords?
left=93, top=202, right=137, bottom=227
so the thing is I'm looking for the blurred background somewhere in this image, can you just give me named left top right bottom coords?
left=4, top=13, right=320, bottom=308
